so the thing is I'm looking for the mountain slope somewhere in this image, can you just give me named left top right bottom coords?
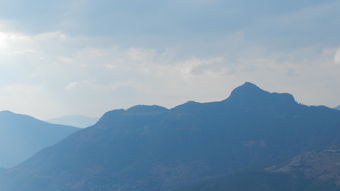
left=270, top=145, right=340, bottom=185
left=48, top=115, right=98, bottom=128
left=1, top=82, right=340, bottom=191
left=174, top=171, right=338, bottom=191
left=176, top=145, right=340, bottom=191
left=336, top=105, right=340, bottom=110
left=0, top=111, right=78, bottom=168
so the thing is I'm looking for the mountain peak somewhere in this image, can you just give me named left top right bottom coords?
left=0, top=110, right=18, bottom=118
left=229, top=82, right=269, bottom=99
left=226, top=82, right=296, bottom=106
left=240, top=82, right=260, bottom=88
left=0, top=110, right=14, bottom=115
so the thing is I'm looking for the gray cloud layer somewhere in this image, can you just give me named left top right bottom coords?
left=0, top=0, right=339, bottom=119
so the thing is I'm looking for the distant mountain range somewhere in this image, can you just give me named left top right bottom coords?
left=48, top=115, right=98, bottom=128
left=335, top=105, right=340, bottom=110
left=1, top=82, right=340, bottom=191
left=0, top=111, right=78, bottom=168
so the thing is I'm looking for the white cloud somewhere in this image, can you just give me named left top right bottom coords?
left=58, top=57, right=73, bottom=63
left=0, top=20, right=340, bottom=119
left=35, top=32, right=66, bottom=41
left=126, top=48, right=156, bottom=62
left=65, top=81, right=81, bottom=91
left=0, top=30, right=31, bottom=51
left=335, top=49, right=340, bottom=63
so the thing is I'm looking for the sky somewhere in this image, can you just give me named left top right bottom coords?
left=0, top=0, right=340, bottom=120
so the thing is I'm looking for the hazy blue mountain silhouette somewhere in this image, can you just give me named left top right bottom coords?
left=0, top=111, right=78, bottom=168
left=336, top=105, right=340, bottom=110
left=48, top=115, right=98, bottom=128
left=1, top=82, right=340, bottom=191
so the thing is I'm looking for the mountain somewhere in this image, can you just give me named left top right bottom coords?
left=176, top=145, right=340, bottom=191
left=174, top=171, right=338, bottom=191
left=1, top=82, right=340, bottom=191
left=48, top=115, right=98, bottom=128
left=335, top=105, right=340, bottom=110
left=270, top=145, right=340, bottom=185
left=0, top=111, right=78, bottom=168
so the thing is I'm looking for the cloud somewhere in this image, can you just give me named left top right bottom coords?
left=0, top=84, right=65, bottom=119
left=0, top=0, right=340, bottom=120
left=1, top=27, right=339, bottom=119
left=335, top=49, right=340, bottom=63
left=58, top=57, right=73, bottom=63
left=0, top=30, right=31, bottom=51
left=126, top=48, right=156, bottom=62
left=65, top=82, right=80, bottom=91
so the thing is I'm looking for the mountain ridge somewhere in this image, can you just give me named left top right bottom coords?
left=0, top=110, right=78, bottom=168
